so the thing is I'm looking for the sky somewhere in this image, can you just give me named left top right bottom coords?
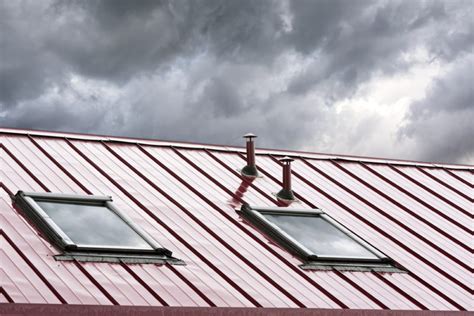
left=1, top=0, right=473, bottom=164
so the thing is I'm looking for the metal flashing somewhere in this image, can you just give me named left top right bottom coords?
left=299, top=263, right=406, bottom=273
left=54, top=253, right=185, bottom=265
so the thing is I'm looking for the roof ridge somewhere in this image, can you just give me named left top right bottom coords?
left=0, top=127, right=472, bottom=170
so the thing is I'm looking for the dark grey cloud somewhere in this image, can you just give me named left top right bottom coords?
left=199, top=78, right=246, bottom=118
left=286, top=1, right=450, bottom=99
left=287, top=0, right=368, bottom=54
left=399, top=55, right=474, bottom=163
left=47, top=0, right=287, bottom=80
left=1, top=0, right=473, bottom=164
left=48, top=0, right=187, bottom=81
left=0, top=1, right=61, bottom=106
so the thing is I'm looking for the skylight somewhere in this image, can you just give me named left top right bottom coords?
left=36, top=200, right=154, bottom=250
left=241, top=205, right=396, bottom=270
left=14, top=191, right=177, bottom=263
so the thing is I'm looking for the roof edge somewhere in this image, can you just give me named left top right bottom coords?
left=0, top=304, right=469, bottom=315
left=0, top=127, right=472, bottom=170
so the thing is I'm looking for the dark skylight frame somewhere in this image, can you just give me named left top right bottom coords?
left=14, top=191, right=174, bottom=261
left=241, top=205, right=396, bottom=270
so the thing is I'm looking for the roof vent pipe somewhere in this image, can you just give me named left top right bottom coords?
left=277, top=156, right=295, bottom=201
left=241, top=133, right=258, bottom=177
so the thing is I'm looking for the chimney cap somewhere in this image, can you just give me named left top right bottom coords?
left=243, top=133, right=257, bottom=139
left=279, top=156, right=294, bottom=163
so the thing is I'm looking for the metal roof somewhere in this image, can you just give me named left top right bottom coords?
left=0, top=128, right=472, bottom=311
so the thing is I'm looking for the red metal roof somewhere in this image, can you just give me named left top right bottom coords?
left=0, top=128, right=472, bottom=311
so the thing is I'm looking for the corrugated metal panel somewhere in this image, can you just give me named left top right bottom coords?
left=0, top=130, right=472, bottom=311
left=253, top=155, right=471, bottom=310
left=448, top=169, right=472, bottom=186
left=422, top=168, right=471, bottom=198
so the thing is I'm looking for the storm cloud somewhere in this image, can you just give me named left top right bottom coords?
left=0, top=0, right=472, bottom=164
left=399, top=54, right=474, bottom=163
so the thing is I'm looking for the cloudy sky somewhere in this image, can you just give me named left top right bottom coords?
left=1, top=0, right=473, bottom=164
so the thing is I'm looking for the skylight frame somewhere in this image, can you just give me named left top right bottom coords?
left=241, top=205, right=391, bottom=266
left=14, top=191, right=172, bottom=257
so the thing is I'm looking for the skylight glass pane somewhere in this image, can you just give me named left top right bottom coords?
left=262, top=213, right=378, bottom=259
left=37, top=201, right=152, bottom=249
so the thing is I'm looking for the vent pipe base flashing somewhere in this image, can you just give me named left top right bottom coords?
left=241, top=165, right=259, bottom=178
left=276, top=188, right=295, bottom=201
